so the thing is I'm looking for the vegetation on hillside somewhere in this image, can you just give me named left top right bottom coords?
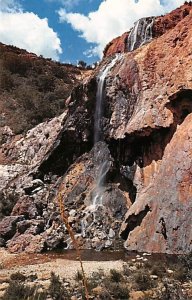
left=0, top=43, right=84, bottom=136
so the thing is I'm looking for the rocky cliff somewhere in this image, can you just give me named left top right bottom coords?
left=0, top=3, right=192, bottom=254
left=104, top=2, right=192, bottom=57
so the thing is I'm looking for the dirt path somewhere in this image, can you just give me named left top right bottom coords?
left=0, top=249, right=125, bottom=287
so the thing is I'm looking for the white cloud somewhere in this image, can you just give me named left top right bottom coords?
left=58, top=0, right=186, bottom=58
left=46, top=0, right=80, bottom=10
left=0, top=1, right=62, bottom=60
left=0, top=0, right=21, bottom=12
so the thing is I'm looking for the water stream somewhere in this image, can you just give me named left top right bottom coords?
left=127, top=17, right=155, bottom=52
left=94, top=54, right=121, bottom=144
left=93, top=54, right=121, bottom=207
left=80, top=55, right=121, bottom=239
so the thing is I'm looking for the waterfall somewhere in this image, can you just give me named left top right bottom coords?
left=80, top=55, right=121, bottom=238
left=127, top=17, right=155, bottom=52
left=92, top=54, right=120, bottom=207
left=94, top=54, right=120, bottom=144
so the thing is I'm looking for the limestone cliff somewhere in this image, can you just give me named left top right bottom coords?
left=0, top=3, right=192, bottom=254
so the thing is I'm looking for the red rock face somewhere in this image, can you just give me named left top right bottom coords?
left=153, top=1, right=192, bottom=37
left=103, top=32, right=129, bottom=57
left=103, top=5, right=192, bottom=253
left=121, top=113, right=192, bottom=253
left=103, top=2, right=192, bottom=57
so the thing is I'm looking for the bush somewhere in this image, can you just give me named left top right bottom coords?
left=75, top=270, right=83, bottom=281
left=109, top=283, right=130, bottom=299
left=135, top=272, right=153, bottom=291
left=151, top=263, right=166, bottom=278
left=3, top=280, right=47, bottom=300
left=37, top=74, right=55, bottom=92
left=3, top=281, right=33, bottom=300
left=110, top=269, right=123, bottom=283
left=2, top=52, right=31, bottom=76
left=48, top=272, right=69, bottom=300
left=173, top=266, right=188, bottom=282
left=0, top=70, right=14, bottom=91
left=179, top=252, right=192, bottom=280
left=161, top=279, right=187, bottom=300
left=123, top=264, right=131, bottom=277
left=10, top=272, right=26, bottom=282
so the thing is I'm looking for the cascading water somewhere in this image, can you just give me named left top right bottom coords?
left=94, top=54, right=121, bottom=144
left=93, top=54, right=120, bottom=207
left=127, top=17, right=155, bottom=52
left=80, top=55, right=121, bottom=242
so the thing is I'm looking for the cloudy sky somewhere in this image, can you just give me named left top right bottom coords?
left=0, top=0, right=186, bottom=64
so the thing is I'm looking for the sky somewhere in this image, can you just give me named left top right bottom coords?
left=0, top=0, right=186, bottom=65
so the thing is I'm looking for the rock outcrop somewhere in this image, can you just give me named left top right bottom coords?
left=0, top=3, right=192, bottom=254
left=104, top=2, right=192, bottom=57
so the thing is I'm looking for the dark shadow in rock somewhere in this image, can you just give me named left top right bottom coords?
left=38, top=131, right=92, bottom=177
left=120, top=205, right=151, bottom=240
left=108, top=168, right=137, bottom=204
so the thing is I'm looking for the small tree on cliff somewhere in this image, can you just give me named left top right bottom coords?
left=77, top=60, right=87, bottom=68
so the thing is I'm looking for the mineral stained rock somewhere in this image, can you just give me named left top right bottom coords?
left=103, top=2, right=192, bottom=57
left=0, top=3, right=192, bottom=254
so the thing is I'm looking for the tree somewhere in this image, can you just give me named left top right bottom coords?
left=77, top=60, right=87, bottom=68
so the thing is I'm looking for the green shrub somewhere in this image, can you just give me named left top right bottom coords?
left=3, top=280, right=47, bottom=300
left=123, top=264, right=131, bottom=277
left=161, top=279, right=187, bottom=300
left=173, top=267, right=188, bottom=282
left=2, top=52, right=31, bottom=76
left=0, top=70, right=14, bottom=91
left=179, top=252, right=192, bottom=280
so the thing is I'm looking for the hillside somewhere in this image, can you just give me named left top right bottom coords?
left=0, top=43, right=88, bottom=140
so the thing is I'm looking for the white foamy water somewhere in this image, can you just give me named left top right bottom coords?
left=81, top=55, right=121, bottom=236
left=93, top=54, right=121, bottom=208
left=127, top=17, right=155, bottom=52
left=94, top=54, right=121, bottom=144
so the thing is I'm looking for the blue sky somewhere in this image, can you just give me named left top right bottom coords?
left=0, top=0, right=186, bottom=65
left=21, top=0, right=102, bottom=64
